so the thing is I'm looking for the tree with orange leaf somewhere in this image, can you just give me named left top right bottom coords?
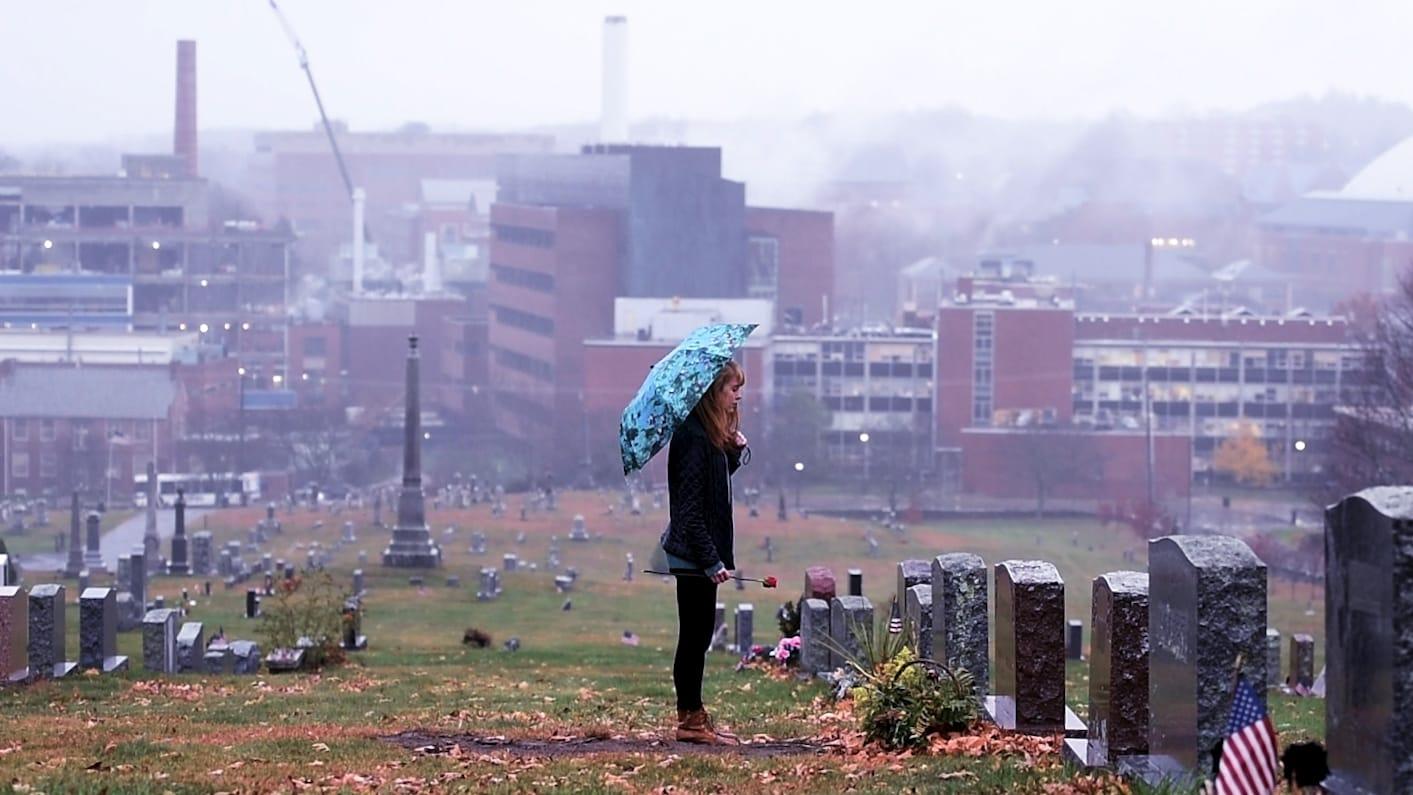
left=1213, top=422, right=1277, bottom=486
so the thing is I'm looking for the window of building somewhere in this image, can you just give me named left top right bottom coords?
left=971, top=311, right=994, bottom=425
left=490, top=264, right=555, bottom=292
left=10, top=452, right=28, bottom=478
left=39, top=452, right=56, bottom=478
left=11, top=419, right=27, bottom=442
left=746, top=235, right=779, bottom=301
left=491, top=304, right=554, bottom=336
left=39, top=419, right=55, bottom=442
left=491, top=224, right=555, bottom=248
left=302, top=336, right=327, bottom=356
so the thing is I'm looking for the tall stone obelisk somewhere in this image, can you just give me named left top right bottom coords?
left=166, top=489, right=191, bottom=576
left=143, top=461, right=161, bottom=572
left=382, top=336, right=441, bottom=568
left=63, top=491, right=85, bottom=577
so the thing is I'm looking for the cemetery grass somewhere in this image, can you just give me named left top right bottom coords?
left=1, top=509, right=134, bottom=558
left=0, top=492, right=1318, bottom=792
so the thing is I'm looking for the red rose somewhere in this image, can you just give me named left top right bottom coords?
left=763, top=576, right=778, bottom=588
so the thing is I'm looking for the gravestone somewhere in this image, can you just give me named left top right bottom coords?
left=265, top=647, right=306, bottom=673
left=930, top=553, right=989, bottom=697
left=203, top=641, right=233, bottom=674
left=79, top=587, right=129, bottom=672
left=141, top=608, right=179, bottom=674
left=1265, top=629, right=1282, bottom=687
left=1067, top=620, right=1084, bottom=661
left=352, top=569, right=365, bottom=596
left=218, top=550, right=233, bottom=578
left=116, top=592, right=141, bottom=632
left=262, top=554, right=273, bottom=575
left=829, top=595, right=874, bottom=668
left=27, top=584, right=76, bottom=679
left=569, top=514, right=589, bottom=541
left=381, top=337, right=443, bottom=568
left=896, top=559, right=931, bottom=607
left=116, top=555, right=132, bottom=593
left=245, top=590, right=260, bottom=619
left=1068, top=571, right=1149, bottom=769
left=167, top=491, right=191, bottom=576
left=1290, top=634, right=1315, bottom=688
left=735, top=567, right=746, bottom=591
left=800, top=597, right=831, bottom=673
left=711, top=603, right=727, bottom=651
left=988, top=560, right=1066, bottom=734
left=847, top=568, right=863, bottom=597
left=78, top=570, right=90, bottom=593
left=735, top=603, right=754, bottom=658
left=229, top=640, right=262, bottom=674
left=1323, top=488, right=1413, bottom=794
left=623, top=553, right=633, bottom=582
left=342, top=598, right=367, bottom=650
left=905, top=584, right=933, bottom=659
left=1138, top=535, right=1266, bottom=782
left=83, top=512, right=106, bottom=574
left=129, top=550, right=147, bottom=610
left=804, top=566, right=836, bottom=601
left=503, top=554, right=518, bottom=572
left=0, top=586, right=29, bottom=682
left=176, top=622, right=203, bottom=673
left=446, top=575, right=460, bottom=588
left=553, top=575, right=573, bottom=593
left=343, top=520, right=356, bottom=543
left=189, top=531, right=213, bottom=576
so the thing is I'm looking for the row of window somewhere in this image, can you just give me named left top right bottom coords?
left=1076, top=365, right=1344, bottom=384
left=491, top=304, right=554, bottom=337
left=1075, top=400, right=1337, bottom=419
left=773, top=360, right=934, bottom=378
left=822, top=395, right=933, bottom=413
left=491, top=263, right=555, bottom=293
left=10, top=452, right=58, bottom=478
left=9, top=420, right=154, bottom=445
left=492, top=346, right=553, bottom=381
left=491, top=224, right=555, bottom=248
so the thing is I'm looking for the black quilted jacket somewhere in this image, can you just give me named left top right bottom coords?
left=660, top=414, right=745, bottom=572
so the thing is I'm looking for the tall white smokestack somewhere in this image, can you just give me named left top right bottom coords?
left=352, top=187, right=366, bottom=293
left=423, top=231, right=442, bottom=294
left=600, top=15, right=628, bottom=143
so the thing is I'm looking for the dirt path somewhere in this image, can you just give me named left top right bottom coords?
left=383, top=730, right=827, bottom=759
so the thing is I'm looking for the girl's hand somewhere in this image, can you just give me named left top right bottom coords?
left=734, top=431, right=748, bottom=448
left=711, top=568, right=733, bottom=584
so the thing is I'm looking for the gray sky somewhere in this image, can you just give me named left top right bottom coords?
left=4, top=0, right=1409, bottom=145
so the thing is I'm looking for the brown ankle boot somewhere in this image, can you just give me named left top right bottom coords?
left=676, top=708, right=740, bottom=745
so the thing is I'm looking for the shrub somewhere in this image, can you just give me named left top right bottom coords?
left=850, top=646, right=977, bottom=750
left=776, top=599, right=800, bottom=638
left=257, top=572, right=347, bottom=668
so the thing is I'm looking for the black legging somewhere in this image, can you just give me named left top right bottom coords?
left=672, top=574, right=719, bottom=712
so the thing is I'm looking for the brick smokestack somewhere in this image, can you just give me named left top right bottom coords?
left=174, top=40, right=198, bottom=177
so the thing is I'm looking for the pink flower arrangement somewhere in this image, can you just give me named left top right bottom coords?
left=770, top=635, right=802, bottom=664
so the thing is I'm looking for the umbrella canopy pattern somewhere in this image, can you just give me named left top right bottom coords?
left=619, top=322, right=758, bottom=475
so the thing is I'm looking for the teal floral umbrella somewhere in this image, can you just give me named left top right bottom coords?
left=620, top=322, right=758, bottom=475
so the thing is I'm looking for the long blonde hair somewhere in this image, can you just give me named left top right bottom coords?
left=692, top=360, right=745, bottom=450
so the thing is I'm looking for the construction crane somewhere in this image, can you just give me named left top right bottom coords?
left=265, top=0, right=368, bottom=292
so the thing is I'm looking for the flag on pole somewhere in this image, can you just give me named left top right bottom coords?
left=1215, top=675, right=1280, bottom=795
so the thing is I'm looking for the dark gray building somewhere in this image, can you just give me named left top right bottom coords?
left=496, top=145, right=746, bottom=298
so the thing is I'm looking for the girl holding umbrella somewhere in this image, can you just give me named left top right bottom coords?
left=619, top=323, right=757, bottom=745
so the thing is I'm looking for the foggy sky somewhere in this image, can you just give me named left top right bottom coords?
left=5, top=0, right=1411, bottom=146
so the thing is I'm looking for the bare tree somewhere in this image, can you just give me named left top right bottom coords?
left=1326, top=276, right=1413, bottom=501
left=1016, top=425, right=1103, bottom=517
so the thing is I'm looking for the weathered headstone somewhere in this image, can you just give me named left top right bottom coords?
left=847, top=568, right=863, bottom=597
left=829, top=595, right=873, bottom=668
left=569, top=514, right=589, bottom=541
left=0, top=586, right=29, bottom=682
left=116, top=555, right=132, bottom=593
left=381, top=337, right=442, bottom=568
left=141, top=608, right=179, bottom=674
left=1265, top=628, right=1282, bottom=687
left=143, top=461, right=160, bottom=570
left=79, top=587, right=129, bottom=672
left=1290, top=634, right=1315, bottom=688
left=896, top=559, right=931, bottom=607
left=800, top=597, right=831, bottom=673
left=1069, top=571, right=1149, bottom=769
left=341, top=598, right=367, bottom=650
left=129, top=549, right=147, bottom=609
left=203, top=641, right=233, bottom=674
left=503, top=553, right=518, bottom=572
left=711, top=602, right=727, bottom=651
left=1323, top=487, right=1413, bottom=794
left=988, top=560, right=1066, bottom=734
left=553, top=575, right=573, bottom=593
left=804, top=566, right=836, bottom=601
left=245, top=589, right=260, bottom=619
left=189, top=531, right=212, bottom=576
left=115, top=592, right=140, bottom=632
left=735, top=603, right=754, bottom=658
left=930, top=553, right=989, bottom=697
left=27, top=584, right=76, bottom=679
left=1138, top=535, right=1266, bottom=782
left=905, top=584, right=933, bottom=659
left=176, top=622, right=203, bottom=673
left=229, top=640, right=261, bottom=674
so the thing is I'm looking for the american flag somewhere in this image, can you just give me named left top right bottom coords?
left=1215, top=675, right=1280, bottom=795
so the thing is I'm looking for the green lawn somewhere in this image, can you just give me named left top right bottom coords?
left=0, top=508, right=133, bottom=558
left=0, top=492, right=1325, bottom=793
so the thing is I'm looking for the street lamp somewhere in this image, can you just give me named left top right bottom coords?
left=793, top=461, right=804, bottom=510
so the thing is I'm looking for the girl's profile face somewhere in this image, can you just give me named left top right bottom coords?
left=716, top=378, right=743, bottom=413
